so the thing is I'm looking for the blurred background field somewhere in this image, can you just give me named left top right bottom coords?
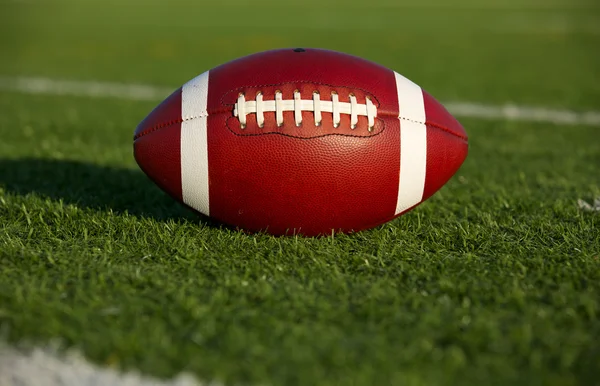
left=0, top=0, right=599, bottom=385
left=1, top=0, right=599, bottom=106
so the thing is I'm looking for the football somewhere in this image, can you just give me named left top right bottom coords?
left=134, top=48, right=468, bottom=236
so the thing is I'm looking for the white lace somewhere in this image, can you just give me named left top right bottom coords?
left=234, top=91, right=377, bottom=130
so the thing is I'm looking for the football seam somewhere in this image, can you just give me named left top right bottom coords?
left=134, top=110, right=467, bottom=142
left=401, top=115, right=468, bottom=142
left=134, top=114, right=206, bottom=140
left=133, top=107, right=229, bottom=140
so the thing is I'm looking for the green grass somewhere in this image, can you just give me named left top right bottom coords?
left=1, top=0, right=600, bottom=385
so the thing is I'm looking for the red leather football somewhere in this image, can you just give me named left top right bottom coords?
left=134, top=48, right=468, bottom=236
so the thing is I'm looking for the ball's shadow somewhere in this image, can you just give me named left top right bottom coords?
left=0, top=158, right=204, bottom=222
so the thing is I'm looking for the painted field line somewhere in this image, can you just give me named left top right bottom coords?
left=0, top=76, right=174, bottom=101
left=0, top=346, right=206, bottom=386
left=443, top=101, right=600, bottom=127
left=1, top=75, right=599, bottom=127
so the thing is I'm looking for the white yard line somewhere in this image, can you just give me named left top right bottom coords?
left=443, top=101, right=600, bottom=126
left=1, top=75, right=599, bottom=126
left=0, top=346, right=206, bottom=386
left=0, top=76, right=174, bottom=101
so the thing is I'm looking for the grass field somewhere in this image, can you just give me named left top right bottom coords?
left=1, top=0, right=599, bottom=385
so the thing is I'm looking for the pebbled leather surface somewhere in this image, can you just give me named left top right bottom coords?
left=207, top=49, right=401, bottom=235
left=422, top=90, right=469, bottom=201
left=422, top=90, right=468, bottom=141
left=134, top=88, right=184, bottom=202
left=134, top=48, right=469, bottom=236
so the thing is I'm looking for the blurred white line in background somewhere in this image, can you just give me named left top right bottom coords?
left=0, top=76, right=174, bottom=101
left=0, top=346, right=205, bottom=386
left=443, top=101, right=600, bottom=126
left=1, top=76, right=599, bottom=127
